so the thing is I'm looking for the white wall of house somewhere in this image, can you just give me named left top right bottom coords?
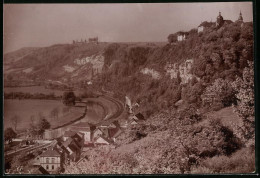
left=177, top=35, right=186, bottom=41
left=40, top=156, right=61, bottom=172
left=198, top=26, right=204, bottom=33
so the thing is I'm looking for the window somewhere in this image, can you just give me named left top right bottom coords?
left=52, top=158, right=55, bottom=163
left=46, top=158, right=49, bottom=163
left=46, top=165, right=49, bottom=170
left=52, top=165, right=54, bottom=170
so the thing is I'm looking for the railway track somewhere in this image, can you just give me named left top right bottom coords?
left=98, top=88, right=124, bottom=123
left=5, top=140, right=55, bottom=159
left=101, top=95, right=124, bottom=121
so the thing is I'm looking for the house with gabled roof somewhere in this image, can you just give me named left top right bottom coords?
left=63, top=130, right=77, bottom=141
left=62, top=137, right=82, bottom=162
left=92, top=128, right=103, bottom=141
left=70, top=122, right=96, bottom=144
left=109, top=120, right=121, bottom=128
left=39, top=149, right=61, bottom=173
left=198, top=21, right=215, bottom=33
left=94, top=135, right=113, bottom=145
left=108, top=127, right=123, bottom=142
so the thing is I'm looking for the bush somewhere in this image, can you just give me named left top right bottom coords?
left=195, top=147, right=255, bottom=173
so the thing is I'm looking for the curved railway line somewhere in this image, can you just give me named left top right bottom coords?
left=5, top=90, right=124, bottom=161
left=100, top=94, right=124, bottom=121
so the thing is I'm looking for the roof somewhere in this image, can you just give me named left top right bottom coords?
left=135, top=113, right=145, bottom=120
left=70, top=127, right=90, bottom=132
left=198, top=21, right=215, bottom=28
left=108, top=127, right=123, bottom=138
left=40, top=149, right=60, bottom=157
left=63, top=137, right=73, bottom=147
left=71, top=122, right=91, bottom=127
left=113, top=120, right=121, bottom=127
left=95, top=135, right=113, bottom=144
left=224, top=20, right=233, bottom=24
left=176, top=31, right=189, bottom=36
left=64, top=130, right=77, bottom=137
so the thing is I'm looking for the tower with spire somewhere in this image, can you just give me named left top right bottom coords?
left=216, top=11, right=224, bottom=27
left=237, top=11, right=243, bottom=22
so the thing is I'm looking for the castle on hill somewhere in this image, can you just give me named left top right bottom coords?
left=176, top=11, right=244, bottom=42
left=72, top=37, right=98, bottom=44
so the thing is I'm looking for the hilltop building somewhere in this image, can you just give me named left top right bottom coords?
left=197, top=21, right=215, bottom=33
left=237, top=11, right=243, bottom=22
left=73, top=39, right=87, bottom=44
left=72, top=37, right=98, bottom=44
left=89, top=37, right=98, bottom=44
left=216, top=11, right=233, bottom=28
left=216, top=12, right=224, bottom=27
left=177, top=32, right=188, bottom=41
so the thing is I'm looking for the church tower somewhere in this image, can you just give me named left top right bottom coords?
left=216, top=11, right=224, bottom=27
left=238, top=11, right=243, bottom=22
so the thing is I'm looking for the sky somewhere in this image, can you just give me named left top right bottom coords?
left=3, top=2, right=253, bottom=53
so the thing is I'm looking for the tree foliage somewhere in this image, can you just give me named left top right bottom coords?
left=232, top=61, right=254, bottom=142
left=4, top=127, right=17, bottom=143
left=62, top=91, right=76, bottom=106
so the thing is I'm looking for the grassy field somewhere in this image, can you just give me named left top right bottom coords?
left=4, top=99, right=85, bottom=131
left=4, top=86, right=84, bottom=96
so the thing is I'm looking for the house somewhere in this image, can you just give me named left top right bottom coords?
left=197, top=21, right=215, bottom=33
left=177, top=31, right=188, bottom=41
left=33, top=155, right=41, bottom=166
left=63, top=131, right=77, bottom=141
left=89, top=37, right=98, bottom=44
left=201, top=93, right=220, bottom=106
left=70, top=122, right=96, bottom=144
left=92, top=128, right=103, bottom=141
left=108, top=127, right=123, bottom=142
left=129, top=118, right=138, bottom=125
left=125, top=96, right=133, bottom=113
left=216, top=11, right=233, bottom=28
left=39, top=149, right=61, bottom=173
left=119, top=119, right=129, bottom=128
left=94, top=135, right=113, bottom=145
left=61, top=137, right=82, bottom=162
left=108, top=120, right=121, bottom=128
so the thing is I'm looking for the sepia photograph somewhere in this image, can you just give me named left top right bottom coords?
left=3, top=2, right=255, bottom=175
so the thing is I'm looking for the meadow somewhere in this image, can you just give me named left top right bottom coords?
left=4, top=99, right=85, bottom=132
left=4, top=86, right=84, bottom=96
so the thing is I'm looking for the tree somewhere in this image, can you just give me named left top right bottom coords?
left=202, top=78, right=236, bottom=108
left=11, top=115, right=20, bottom=131
left=62, top=91, right=76, bottom=106
left=4, top=128, right=17, bottom=144
left=167, top=34, right=177, bottom=44
left=232, top=61, right=254, bottom=142
left=38, top=118, right=51, bottom=136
